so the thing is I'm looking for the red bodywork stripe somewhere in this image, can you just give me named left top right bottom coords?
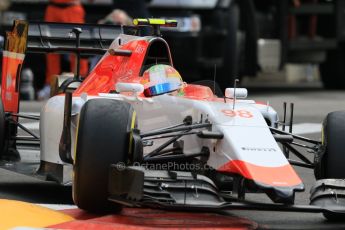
left=255, top=101, right=267, bottom=105
left=218, top=160, right=302, bottom=187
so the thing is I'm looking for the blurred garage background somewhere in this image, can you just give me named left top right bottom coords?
left=0, top=0, right=344, bottom=99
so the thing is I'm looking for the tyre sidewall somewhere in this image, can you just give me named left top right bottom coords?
left=73, top=99, right=134, bottom=212
left=320, top=111, right=345, bottom=178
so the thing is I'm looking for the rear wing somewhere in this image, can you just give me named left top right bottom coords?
left=1, top=20, right=139, bottom=114
left=27, top=21, right=139, bottom=55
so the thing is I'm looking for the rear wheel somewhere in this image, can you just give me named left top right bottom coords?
left=73, top=99, right=136, bottom=212
left=0, top=99, right=20, bottom=161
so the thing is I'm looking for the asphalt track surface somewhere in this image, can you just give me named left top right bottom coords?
left=1, top=88, right=345, bottom=229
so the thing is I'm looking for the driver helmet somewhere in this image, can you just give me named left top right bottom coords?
left=141, top=64, right=183, bottom=97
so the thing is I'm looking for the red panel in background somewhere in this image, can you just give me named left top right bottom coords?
left=51, top=207, right=257, bottom=230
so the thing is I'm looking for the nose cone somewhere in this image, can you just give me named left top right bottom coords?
left=218, top=160, right=304, bottom=204
left=257, top=181, right=305, bottom=204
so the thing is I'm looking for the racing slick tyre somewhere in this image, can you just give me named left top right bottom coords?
left=316, top=111, right=345, bottom=179
left=314, top=111, right=345, bottom=221
left=73, top=99, right=136, bottom=213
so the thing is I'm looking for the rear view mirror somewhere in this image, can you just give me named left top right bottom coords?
left=116, top=82, right=144, bottom=94
left=225, top=88, right=248, bottom=99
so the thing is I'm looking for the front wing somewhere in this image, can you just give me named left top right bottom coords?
left=108, top=166, right=345, bottom=217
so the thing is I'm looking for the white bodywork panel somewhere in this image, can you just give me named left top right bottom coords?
left=40, top=91, right=284, bottom=184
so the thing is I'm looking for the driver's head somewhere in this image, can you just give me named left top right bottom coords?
left=141, top=64, right=183, bottom=97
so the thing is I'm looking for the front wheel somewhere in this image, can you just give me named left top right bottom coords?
left=314, top=111, right=345, bottom=221
left=73, top=99, right=136, bottom=212
left=315, top=111, right=345, bottom=179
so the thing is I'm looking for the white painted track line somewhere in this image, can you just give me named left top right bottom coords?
left=37, top=204, right=77, bottom=210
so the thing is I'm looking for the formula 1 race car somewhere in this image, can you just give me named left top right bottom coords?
left=2, top=19, right=345, bottom=221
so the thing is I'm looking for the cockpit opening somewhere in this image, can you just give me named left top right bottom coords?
left=140, top=38, right=172, bottom=75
